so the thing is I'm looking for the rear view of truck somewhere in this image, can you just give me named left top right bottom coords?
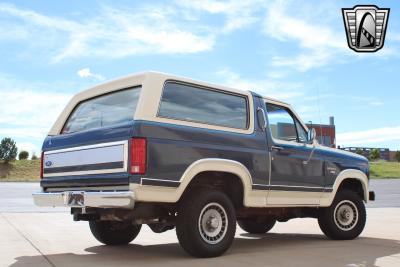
left=34, top=83, right=143, bottom=208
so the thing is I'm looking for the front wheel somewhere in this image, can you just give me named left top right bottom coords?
left=176, top=189, right=236, bottom=258
left=89, top=221, right=142, bottom=245
left=318, top=190, right=366, bottom=240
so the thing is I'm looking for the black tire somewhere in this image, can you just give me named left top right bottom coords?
left=176, top=189, right=236, bottom=258
left=89, top=221, right=142, bottom=245
left=238, top=216, right=276, bottom=234
left=318, top=190, right=366, bottom=240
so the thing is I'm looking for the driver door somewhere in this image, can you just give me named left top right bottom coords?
left=265, top=102, right=325, bottom=206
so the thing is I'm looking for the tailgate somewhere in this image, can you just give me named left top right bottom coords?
left=43, top=141, right=128, bottom=178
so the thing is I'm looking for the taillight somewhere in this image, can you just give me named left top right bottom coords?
left=130, top=138, right=147, bottom=174
left=40, top=151, right=44, bottom=179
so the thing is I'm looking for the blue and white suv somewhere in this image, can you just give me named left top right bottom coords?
left=33, top=71, right=374, bottom=257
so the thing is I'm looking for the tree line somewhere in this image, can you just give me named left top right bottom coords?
left=0, top=137, right=38, bottom=164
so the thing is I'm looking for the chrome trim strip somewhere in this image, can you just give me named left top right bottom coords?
left=45, top=140, right=127, bottom=154
left=140, top=178, right=180, bottom=187
left=45, top=185, right=129, bottom=192
left=251, top=184, right=333, bottom=192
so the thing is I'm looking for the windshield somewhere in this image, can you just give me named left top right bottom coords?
left=62, top=87, right=141, bottom=134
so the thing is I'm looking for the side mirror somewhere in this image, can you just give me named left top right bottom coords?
left=257, top=107, right=267, bottom=131
left=307, top=128, right=317, bottom=144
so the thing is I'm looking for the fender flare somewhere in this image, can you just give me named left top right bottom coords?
left=176, top=158, right=254, bottom=206
left=132, top=158, right=259, bottom=206
left=320, top=169, right=369, bottom=207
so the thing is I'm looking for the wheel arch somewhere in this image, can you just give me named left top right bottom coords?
left=320, top=169, right=369, bottom=207
left=132, top=158, right=258, bottom=206
left=177, top=158, right=254, bottom=207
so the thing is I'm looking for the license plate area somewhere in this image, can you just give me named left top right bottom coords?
left=62, top=191, right=85, bottom=207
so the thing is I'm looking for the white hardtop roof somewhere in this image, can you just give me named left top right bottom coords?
left=48, top=71, right=293, bottom=135
left=77, top=71, right=290, bottom=106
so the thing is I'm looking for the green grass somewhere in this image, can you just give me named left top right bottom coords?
left=0, top=160, right=40, bottom=182
left=370, top=161, right=400, bottom=179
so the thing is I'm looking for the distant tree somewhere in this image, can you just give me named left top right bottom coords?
left=31, top=153, right=38, bottom=160
left=395, top=151, right=400, bottom=163
left=18, top=150, right=29, bottom=160
left=369, top=148, right=380, bottom=161
left=355, top=148, right=364, bottom=155
left=0, top=137, right=18, bottom=163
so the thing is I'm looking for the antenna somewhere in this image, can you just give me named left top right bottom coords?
left=316, top=86, right=323, bottom=145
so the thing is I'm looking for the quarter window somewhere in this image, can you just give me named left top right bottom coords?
left=158, top=82, right=248, bottom=129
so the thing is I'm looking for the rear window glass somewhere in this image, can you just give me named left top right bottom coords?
left=158, top=82, right=248, bottom=129
left=62, top=87, right=141, bottom=134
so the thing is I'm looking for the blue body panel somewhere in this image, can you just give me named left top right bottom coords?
left=40, top=94, right=369, bottom=192
left=130, top=120, right=269, bottom=185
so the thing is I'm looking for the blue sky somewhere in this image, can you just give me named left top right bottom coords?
left=0, top=0, right=399, bottom=156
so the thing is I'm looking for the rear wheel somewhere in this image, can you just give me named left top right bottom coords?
left=176, top=189, right=236, bottom=258
left=318, top=190, right=366, bottom=240
left=89, top=221, right=141, bottom=245
left=238, top=216, right=276, bottom=234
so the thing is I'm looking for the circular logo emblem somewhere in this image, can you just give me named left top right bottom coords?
left=45, top=161, right=53, bottom=167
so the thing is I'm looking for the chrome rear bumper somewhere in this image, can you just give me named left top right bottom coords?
left=32, top=191, right=135, bottom=208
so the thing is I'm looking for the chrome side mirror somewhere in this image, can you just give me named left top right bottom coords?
left=307, top=128, right=317, bottom=144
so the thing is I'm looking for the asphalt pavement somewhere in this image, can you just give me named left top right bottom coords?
left=0, top=180, right=399, bottom=267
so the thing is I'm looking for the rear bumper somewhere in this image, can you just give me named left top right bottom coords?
left=32, top=191, right=135, bottom=208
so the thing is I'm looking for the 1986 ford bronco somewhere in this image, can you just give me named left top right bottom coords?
left=33, top=71, right=374, bottom=257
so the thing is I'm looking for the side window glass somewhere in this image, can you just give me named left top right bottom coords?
left=266, top=104, right=297, bottom=142
left=158, top=82, right=248, bottom=129
left=295, top=119, right=307, bottom=143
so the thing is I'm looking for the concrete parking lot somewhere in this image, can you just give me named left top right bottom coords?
left=0, top=180, right=399, bottom=267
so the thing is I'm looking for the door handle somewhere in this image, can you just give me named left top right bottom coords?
left=271, top=145, right=284, bottom=151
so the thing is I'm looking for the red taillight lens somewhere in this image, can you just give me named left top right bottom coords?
left=130, top=138, right=147, bottom=174
left=40, top=151, right=44, bottom=179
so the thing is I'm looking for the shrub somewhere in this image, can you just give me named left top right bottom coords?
left=369, top=148, right=380, bottom=161
left=0, top=137, right=18, bottom=163
left=31, top=153, right=38, bottom=160
left=18, top=150, right=29, bottom=160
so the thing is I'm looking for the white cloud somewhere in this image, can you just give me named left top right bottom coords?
left=175, top=0, right=264, bottom=33
left=77, top=68, right=104, bottom=81
left=263, top=1, right=348, bottom=72
left=369, top=101, right=384, bottom=106
left=0, top=74, right=72, bottom=144
left=0, top=89, right=71, bottom=128
left=337, top=126, right=400, bottom=146
left=0, top=3, right=215, bottom=62
left=216, top=68, right=303, bottom=100
left=17, top=142, right=39, bottom=157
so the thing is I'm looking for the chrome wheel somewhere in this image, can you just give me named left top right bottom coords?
left=198, top=202, right=228, bottom=244
left=334, top=200, right=358, bottom=231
